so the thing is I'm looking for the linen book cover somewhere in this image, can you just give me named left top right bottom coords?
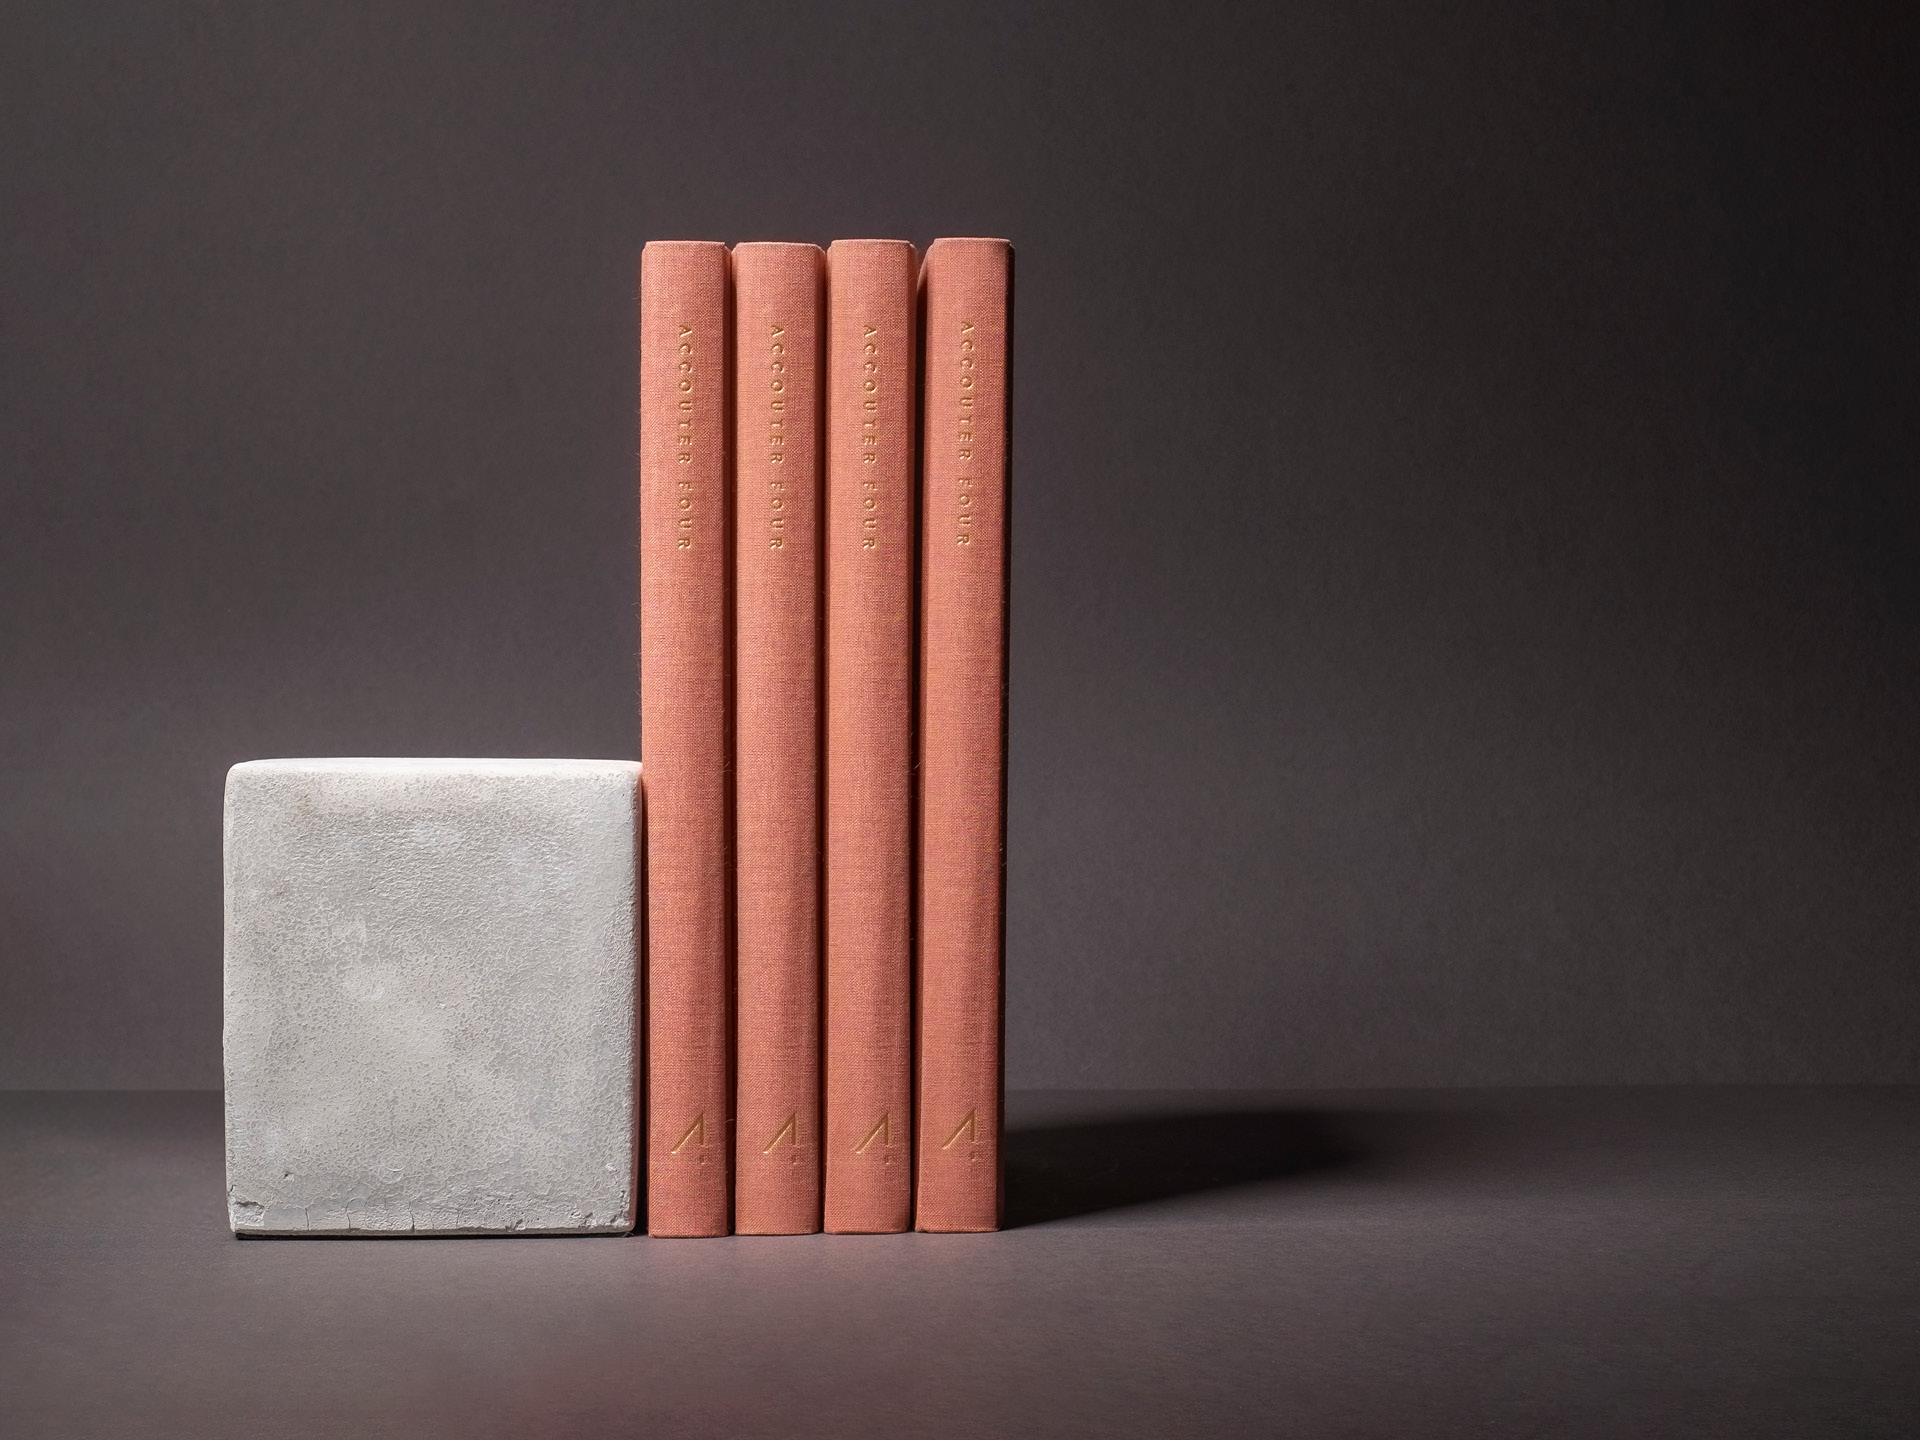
left=914, top=238, right=1013, bottom=1232
left=732, top=242, right=825, bottom=1235
left=823, top=239, right=918, bottom=1233
left=638, top=240, right=732, bottom=1237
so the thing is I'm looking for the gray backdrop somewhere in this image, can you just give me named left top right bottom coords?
left=3, top=1, right=1915, bottom=1090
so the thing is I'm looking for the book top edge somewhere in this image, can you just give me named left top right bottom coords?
left=228, top=759, right=641, bottom=777
left=927, top=236, right=1012, bottom=248
left=732, top=240, right=825, bottom=254
left=641, top=239, right=727, bottom=251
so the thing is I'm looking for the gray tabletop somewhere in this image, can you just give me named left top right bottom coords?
left=5, top=1087, right=1916, bottom=1438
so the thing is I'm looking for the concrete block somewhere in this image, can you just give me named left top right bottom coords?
left=223, top=759, right=640, bottom=1236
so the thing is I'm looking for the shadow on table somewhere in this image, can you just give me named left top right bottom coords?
left=1003, top=1108, right=1367, bottom=1226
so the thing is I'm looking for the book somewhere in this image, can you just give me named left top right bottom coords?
left=731, top=242, right=825, bottom=1235
left=914, top=238, right=1013, bottom=1232
left=638, top=239, right=732, bottom=1237
left=822, top=239, right=918, bottom=1233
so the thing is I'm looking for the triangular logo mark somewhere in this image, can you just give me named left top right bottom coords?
left=941, top=1110, right=979, bottom=1150
left=670, top=1113, right=706, bottom=1154
left=854, top=1113, right=891, bottom=1154
left=762, top=1113, right=799, bottom=1154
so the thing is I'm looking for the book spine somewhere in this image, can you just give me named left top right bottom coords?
left=914, top=238, right=1012, bottom=1232
left=639, top=240, right=732, bottom=1237
left=823, top=239, right=918, bottom=1233
left=732, top=243, right=825, bottom=1235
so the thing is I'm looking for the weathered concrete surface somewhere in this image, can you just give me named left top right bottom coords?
left=223, top=759, right=640, bottom=1236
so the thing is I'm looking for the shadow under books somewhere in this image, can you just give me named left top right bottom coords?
left=1003, top=1107, right=1367, bottom=1227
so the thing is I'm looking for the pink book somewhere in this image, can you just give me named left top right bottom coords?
left=823, top=239, right=918, bottom=1233
left=914, top=238, right=1013, bottom=1232
left=732, top=243, right=825, bottom=1235
left=638, top=240, right=732, bottom=1237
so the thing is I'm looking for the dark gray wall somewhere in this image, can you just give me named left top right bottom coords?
left=3, top=2, right=1915, bottom=1089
